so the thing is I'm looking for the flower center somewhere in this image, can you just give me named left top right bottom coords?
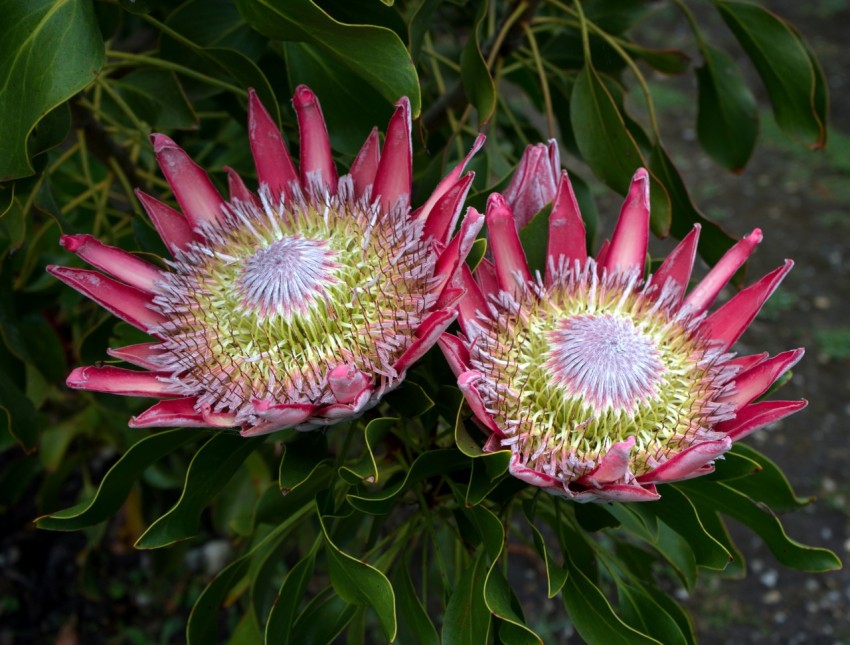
left=547, top=314, right=664, bottom=413
left=238, top=236, right=337, bottom=320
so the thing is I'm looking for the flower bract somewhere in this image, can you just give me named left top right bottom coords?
left=49, top=86, right=485, bottom=436
left=440, top=167, right=806, bottom=502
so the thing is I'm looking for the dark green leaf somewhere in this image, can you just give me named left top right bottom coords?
left=318, top=508, right=397, bottom=641
left=235, top=0, right=421, bottom=116
left=678, top=480, right=841, bottom=572
left=518, top=203, right=551, bottom=276
left=623, top=43, right=691, bottom=75
left=290, top=588, right=357, bottom=643
left=0, top=0, right=104, bottom=180
left=465, top=237, right=487, bottom=272
left=383, top=379, right=435, bottom=418
left=264, top=549, right=317, bottom=644
left=347, top=449, right=467, bottom=515
left=570, top=65, right=671, bottom=236
left=616, top=581, right=689, bottom=645
left=278, top=431, right=329, bottom=494
left=523, top=503, right=568, bottom=597
left=442, top=553, right=491, bottom=645
left=484, top=564, right=543, bottom=644
left=135, top=433, right=263, bottom=548
left=37, top=429, right=203, bottom=530
left=715, top=1, right=826, bottom=148
left=706, top=448, right=762, bottom=481
left=723, top=443, right=813, bottom=511
left=649, top=144, right=737, bottom=270
left=465, top=450, right=510, bottom=507
left=460, top=0, right=496, bottom=123
left=338, top=417, right=396, bottom=484
left=564, top=556, right=660, bottom=644
left=638, top=486, right=731, bottom=570
left=696, top=44, right=759, bottom=171
left=0, top=366, right=39, bottom=453
left=395, top=556, right=439, bottom=645
left=112, top=70, right=197, bottom=130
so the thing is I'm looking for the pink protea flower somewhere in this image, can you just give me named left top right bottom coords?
left=49, top=86, right=485, bottom=436
left=440, top=167, right=806, bottom=502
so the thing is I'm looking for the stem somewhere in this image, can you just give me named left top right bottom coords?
left=522, top=23, right=556, bottom=138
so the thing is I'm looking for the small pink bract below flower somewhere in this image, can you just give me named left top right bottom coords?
left=49, top=86, right=486, bottom=436
left=440, top=165, right=806, bottom=502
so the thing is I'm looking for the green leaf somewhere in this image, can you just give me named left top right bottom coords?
left=616, top=581, right=690, bottom=645
left=523, top=503, right=568, bottom=598
left=518, top=203, right=551, bottom=276
left=442, top=552, right=491, bottom=645
left=723, top=443, right=813, bottom=511
left=338, top=417, right=396, bottom=484
left=637, top=486, right=731, bottom=571
left=465, top=237, right=487, bottom=272
left=0, top=365, right=40, bottom=453
left=37, top=429, right=203, bottom=530
left=264, top=549, right=317, bottom=644
left=622, top=43, right=690, bottom=75
left=706, top=448, right=762, bottom=481
left=648, top=144, right=737, bottom=270
left=383, top=379, right=435, bottom=418
left=395, top=556, right=439, bottom=645
left=235, top=0, right=421, bottom=116
left=0, top=0, right=104, bottom=180
left=318, top=507, right=397, bottom=641
left=563, top=557, right=660, bottom=644
left=715, top=0, right=826, bottom=148
left=570, top=65, right=670, bottom=236
left=484, top=566, right=543, bottom=644
left=465, top=450, right=510, bottom=507
left=135, top=433, right=264, bottom=548
left=278, top=431, right=329, bottom=494
left=678, top=480, right=841, bottom=572
left=696, top=44, right=759, bottom=171
left=347, top=449, right=468, bottom=515
left=290, top=588, right=357, bottom=643
left=110, top=70, right=197, bottom=130
left=460, top=0, right=496, bottom=123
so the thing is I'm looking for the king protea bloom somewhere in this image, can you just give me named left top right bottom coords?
left=49, top=86, right=485, bottom=436
left=440, top=167, right=806, bottom=502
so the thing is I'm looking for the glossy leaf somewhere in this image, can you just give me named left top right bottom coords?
left=264, top=549, right=317, bottom=644
left=460, top=0, right=496, bottom=123
left=696, top=44, right=759, bottom=171
left=278, top=431, right=329, bottom=494
left=649, top=144, right=736, bottom=269
left=318, top=508, right=397, bottom=641
left=135, top=434, right=264, bottom=548
left=715, top=1, right=826, bottom=148
left=563, top=556, right=660, bottom=644
left=383, top=379, right=435, bottom=418
left=723, top=443, right=813, bottom=511
left=518, top=203, right=551, bottom=276
left=0, top=0, right=104, bottom=180
left=616, top=581, right=690, bottom=645
left=0, top=366, right=39, bottom=453
left=637, top=486, right=731, bottom=570
left=395, top=556, right=440, bottom=645
left=484, top=565, right=543, bottom=644
left=37, top=429, right=203, bottom=530
left=338, top=417, right=396, bottom=484
left=678, top=480, right=841, bottom=572
left=465, top=450, right=510, bottom=506
left=235, top=0, right=421, bottom=116
left=290, top=588, right=357, bottom=643
left=442, top=553, right=491, bottom=645
left=347, top=449, right=467, bottom=515
left=570, top=65, right=671, bottom=236
left=523, top=502, right=568, bottom=598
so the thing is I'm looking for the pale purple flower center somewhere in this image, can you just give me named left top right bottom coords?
left=238, top=236, right=336, bottom=319
left=547, top=314, right=664, bottom=412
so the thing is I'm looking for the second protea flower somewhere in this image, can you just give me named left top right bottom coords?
left=49, top=86, right=484, bottom=436
left=440, top=167, right=806, bottom=502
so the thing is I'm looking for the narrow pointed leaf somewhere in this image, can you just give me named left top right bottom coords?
left=136, top=434, right=263, bottom=548
left=696, top=44, right=759, bottom=171
left=37, top=429, right=203, bottom=530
